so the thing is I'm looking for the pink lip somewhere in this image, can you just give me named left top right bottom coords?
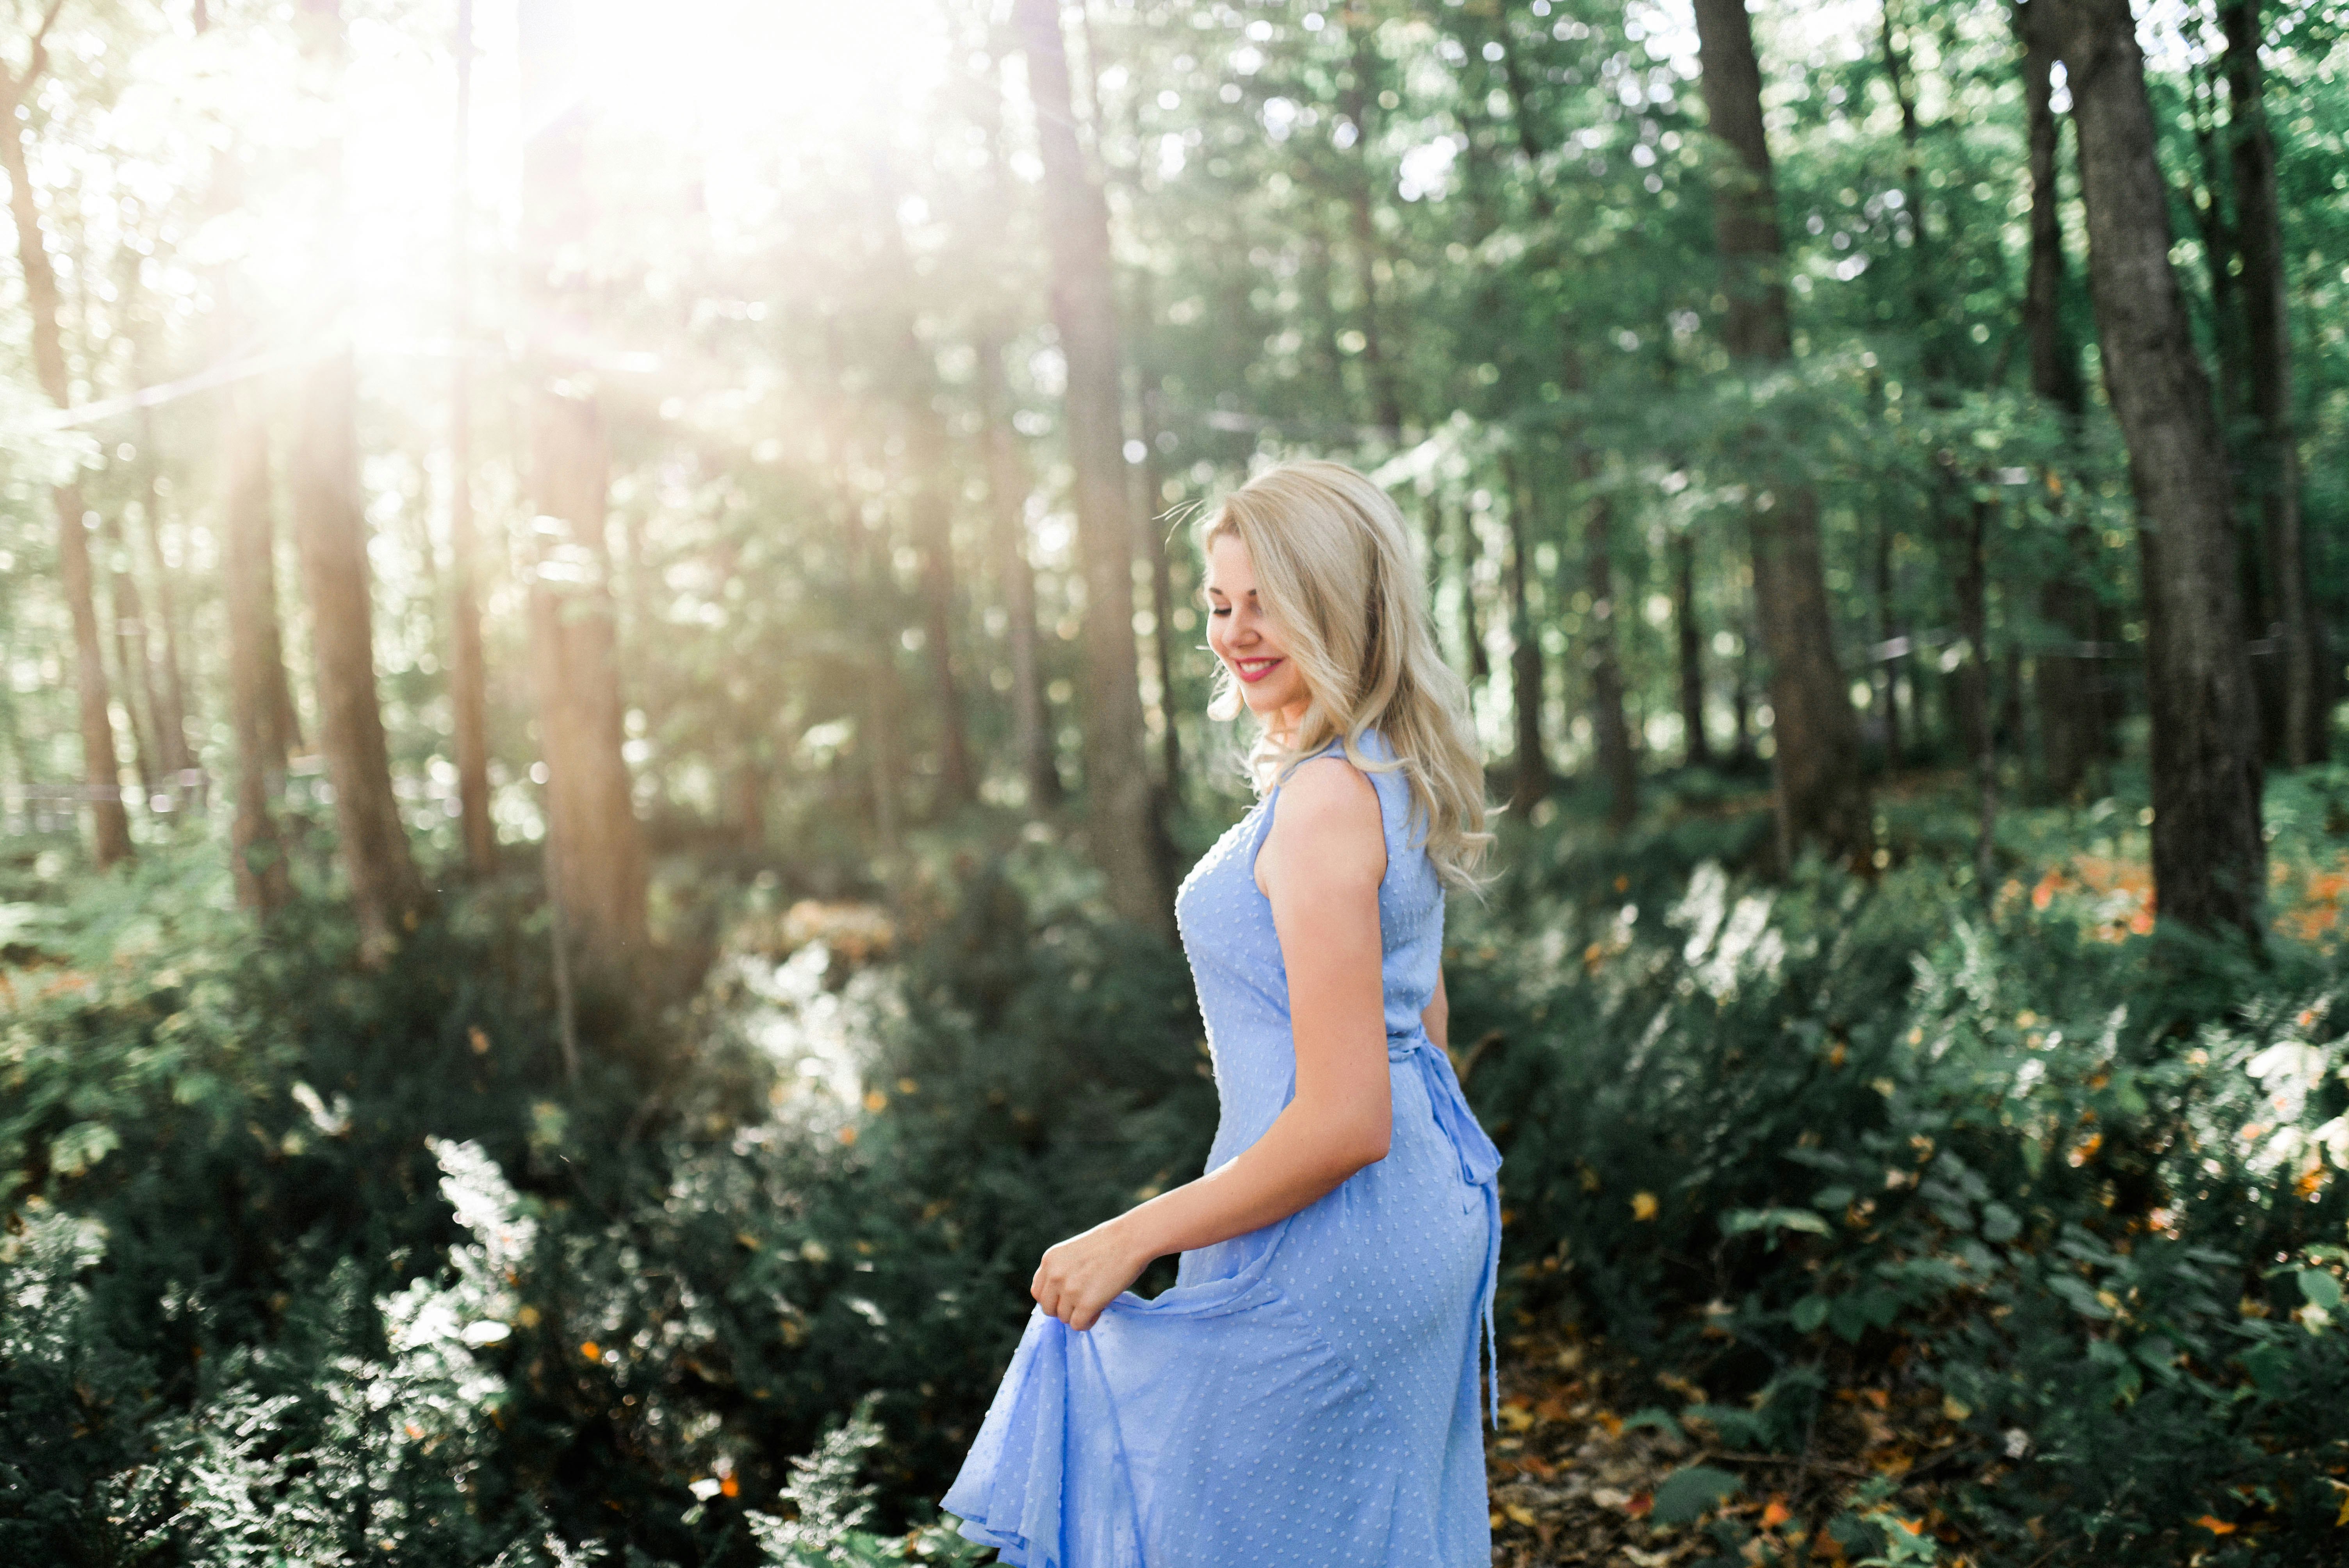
left=1233, top=657, right=1283, bottom=684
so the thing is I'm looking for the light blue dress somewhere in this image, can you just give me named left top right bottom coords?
left=941, top=728, right=1502, bottom=1567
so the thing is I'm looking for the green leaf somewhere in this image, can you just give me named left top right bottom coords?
left=1791, top=1294, right=1831, bottom=1333
left=1811, top=1184, right=1855, bottom=1210
left=1725, top=1206, right=1831, bottom=1236
left=1978, top=1201, right=2021, bottom=1243
left=2240, top=1340, right=2296, bottom=1399
left=51, top=1121, right=121, bottom=1178
left=1650, top=1465, right=1743, bottom=1525
left=2297, top=1269, right=2342, bottom=1311
left=1621, top=1406, right=1683, bottom=1439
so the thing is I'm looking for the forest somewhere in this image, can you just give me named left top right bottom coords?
left=3, top=0, right=2348, bottom=1563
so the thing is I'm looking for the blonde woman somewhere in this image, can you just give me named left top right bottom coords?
left=942, top=458, right=1502, bottom=1566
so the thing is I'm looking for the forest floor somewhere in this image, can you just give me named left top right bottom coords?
left=1483, top=1328, right=1975, bottom=1567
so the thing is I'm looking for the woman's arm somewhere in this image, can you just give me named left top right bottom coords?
left=1029, top=755, right=1392, bottom=1331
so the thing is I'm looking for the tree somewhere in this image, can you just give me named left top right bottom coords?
left=2020, top=0, right=2265, bottom=939
left=446, top=0, right=494, bottom=872
left=519, top=0, right=650, bottom=975
left=1500, top=452, right=1552, bottom=813
left=222, top=374, right=291, bottom=916
left=2221, top=0, right=2321, bottom=766
left=292, top=0, right=423, bottom=959
left=1691, top=0, right=1872, bottom=873
left=2, top=1, right=132, bottom=868
left=2015, top=0, right=2109, bottom=800
left=1014, top=0, right=1169, bottom=934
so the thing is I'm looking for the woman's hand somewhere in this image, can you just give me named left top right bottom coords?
left=1032, top=1214, right=1155, bottom=1332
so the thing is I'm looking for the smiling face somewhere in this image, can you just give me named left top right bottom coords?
left=1205, top=531, right=1312, bottom=739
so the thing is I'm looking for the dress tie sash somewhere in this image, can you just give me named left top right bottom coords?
left=1387, top=1021, right=1504, bottom=1428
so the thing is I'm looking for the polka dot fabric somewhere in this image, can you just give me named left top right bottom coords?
left=941, top=728, right=1502, bottom=1567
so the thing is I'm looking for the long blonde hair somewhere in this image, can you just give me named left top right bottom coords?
left=1196, top=458, right=1499, bottom=897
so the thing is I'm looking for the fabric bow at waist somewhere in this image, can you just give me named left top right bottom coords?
left=1388, top=1021, right=1505, bottom=1429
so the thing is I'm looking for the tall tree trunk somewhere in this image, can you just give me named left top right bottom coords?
left=294, top=0, right=422, bottom=959
left=1014, top=0, right=1169, bottom=934
left=2016, top=3, right=2108, bottom=799
left=0, top=29, right=132, bottom=868
left=1694, top=0, right=1872, bottom=871
left=1952, top=481, right=1998, bottom=896
left=520, top=0, right=649, bottom=971
left=1674, top=530, right=1712, bottom=768
left=2022, top=0, right=2266, bottom=941
left=1872, top=512, right=1905, bottom=766
left=1339, top=16, right=1403, bottom=442
left=447, top=0, right=494, bottom=872
left=98, top=509, right=160, bottom=806
left=2222, top=0, right=2322, bottom=765
left=1459, top=498, right=1490, bottom=688
left=1137, top=380, right=1183, bottom=805
left=897, top=331, right=977, bottom=814
left=224, top=378, right=292, bottom=914
left=975, top=330, right=1060, bottom=810
left=135, top=406, right=194, bottom=785
left=1581, top=457, right=1637, bottom=830
left=1501, top=453, right=1551, bottom=813
left=291, top=343, right=424, bottom=955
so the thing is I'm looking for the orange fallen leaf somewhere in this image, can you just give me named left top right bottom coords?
left=1761, top=1496, right=1793, bottom=1530
left=1626, top=1492, right=1653, bottom=1519
left=2194, top=1516, right=2237, bottom=1535
left=580, top=1341, right=602, bottom=1361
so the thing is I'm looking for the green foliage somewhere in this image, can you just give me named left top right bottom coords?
left=1454, top=777, right=2349, bottom=1562
left=0, top=839, right=1205, bottom=1564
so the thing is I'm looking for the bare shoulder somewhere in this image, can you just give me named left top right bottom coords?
left=1256, top=753, right=1387, bottom=900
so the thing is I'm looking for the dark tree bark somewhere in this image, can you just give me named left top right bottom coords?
left=1458, top=500, right=1490, bottom=687
left=1952, top=484, right=1998, bottom=896
left=2021, top=0, right=2266, bottom=940
left=975, top=330, right=1060, bottom=811
left=223, top=378, right=291, bottom=915
left=98, top=509, right=160, bottom=805
left=1872, top=508, right=1905, bottom=767
left=1693, top=0, right=1872, bottom=871
left=1674, top=530, right=1712, bottom=768
left=1581, top=459, right=1638, bottom=830
left=520, top=0, right=649, bottom=972
left=2016, top=3, right=2110, bottom=799
left=2222, top=0, right=2321, bottom=765
left=1, top=9, right=132, bottom=868
left=1501, top=453, right=1552, bottom=813
left=1015, top=0, right=1169, bottom=934
left=447, top=0, right=494, bottom=872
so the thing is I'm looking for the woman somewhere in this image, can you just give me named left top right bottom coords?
left=941, top=458, right=1502, bottom=1566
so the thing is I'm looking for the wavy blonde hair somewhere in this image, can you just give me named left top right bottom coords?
left=1195, top=458, right=1498, bottom=898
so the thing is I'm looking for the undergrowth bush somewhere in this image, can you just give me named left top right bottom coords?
left=1451, top=778, right=2349, bottom=1565
left=9, top=772, right=2349, bottom=1566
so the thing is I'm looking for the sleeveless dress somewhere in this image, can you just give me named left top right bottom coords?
left=940, top=727, right=1502, bottom=1567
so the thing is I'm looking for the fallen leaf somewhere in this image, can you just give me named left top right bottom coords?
left=1761, top=1495, right=1793, bottom=1530
left=2194, top=1516, right=2237, bottom=1536
left=1632, top=1191, right=1659, bottom=1221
